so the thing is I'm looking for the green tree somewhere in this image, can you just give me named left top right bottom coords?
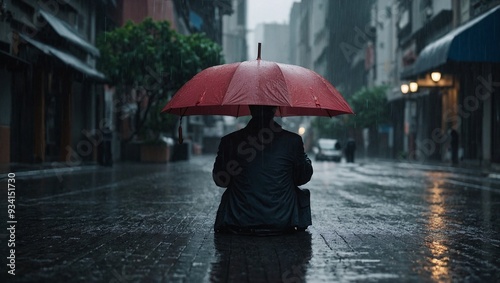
left=347, top=85, right=390, bottom=129
left=311, top=85, right=390, bottom=156
left=311, top=117, right=347, bottom=139
left=347, top=85, right=391, bottom=156
left=96, top=18, right=224, bottom=142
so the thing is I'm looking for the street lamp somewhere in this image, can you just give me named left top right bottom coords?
left=431, top=71, right=441, bottom=83
left=298, top=126, right=306, bottom=136
left=409, top=81, right=418, bottom=92
left=401, top=83, right=409, bottom=94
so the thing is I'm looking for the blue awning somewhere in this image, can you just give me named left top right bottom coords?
left=20, top=34, right=106, bottom=81
left=409, top=5, right=500, bottom=77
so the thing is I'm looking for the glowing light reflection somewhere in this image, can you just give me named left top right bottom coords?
left=425, top=172, right=450, bottom=281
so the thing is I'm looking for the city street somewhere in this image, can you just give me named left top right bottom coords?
left=1, top=155, right=500, bottom=282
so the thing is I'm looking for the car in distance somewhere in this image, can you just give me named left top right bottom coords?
left=315, top=138, right=342, bottom=162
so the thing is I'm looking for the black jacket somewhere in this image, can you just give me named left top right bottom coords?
left=212, top=118, right=313, bottom=232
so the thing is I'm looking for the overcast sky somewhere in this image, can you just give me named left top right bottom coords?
left=246, top=0, right=297, bottom=60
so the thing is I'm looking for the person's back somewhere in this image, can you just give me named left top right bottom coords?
left=212, top=105, right=313, bottom=235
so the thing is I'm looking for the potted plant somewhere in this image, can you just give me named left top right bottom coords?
left=139, top=97, right=177, bottom=163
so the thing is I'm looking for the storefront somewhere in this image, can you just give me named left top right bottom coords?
left=18, top=34, right=106, bottom=163
left=401, top=6, right=500, bottom=165
left=0, top=50, right=30, bottom=164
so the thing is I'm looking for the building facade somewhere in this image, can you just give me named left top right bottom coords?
left=397, top=0, right=500, bottom=165
left=289, top=0, right=330, bottom=150
left=289, top=2, right=301, bottom=66
left=326, top=0, right=376, bottom=156
left=255, top=23, right=290, bottom=63
left=0, top=0, right=108, bottom=166
left=0, top=0, right=234, bottom=166
left=222, top=0, right=247, bottom=63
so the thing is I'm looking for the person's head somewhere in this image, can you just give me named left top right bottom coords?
left=249, top=105, right=277, bottom=120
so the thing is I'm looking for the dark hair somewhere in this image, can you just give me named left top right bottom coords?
left=249, top=105, right=277, bottom=119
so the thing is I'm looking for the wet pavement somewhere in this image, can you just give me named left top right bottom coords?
left=1, top=155, right=500, bottom=282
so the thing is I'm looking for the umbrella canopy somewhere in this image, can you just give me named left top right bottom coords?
left=162, top=44, right=353, bottom=118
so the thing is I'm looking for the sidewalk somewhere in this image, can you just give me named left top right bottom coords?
left=360, top=156, right=500, bottom=179
left=0, top=161, right=101, bottom=179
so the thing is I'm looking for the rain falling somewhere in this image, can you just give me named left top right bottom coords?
left=0, top=0, right=499, bottom=282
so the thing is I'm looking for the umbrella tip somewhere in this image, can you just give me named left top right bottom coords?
left=257, top=42, right=261, bottom=60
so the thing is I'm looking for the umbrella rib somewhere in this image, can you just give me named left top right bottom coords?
left=181, top=107, right=189, bottom=117
left=311, top=71, right=353, bottom=113
left=308, top=71, right=325, bottom=109
left=221, top=62, right=244, bottom=106
left=275, top=63, right=293, bottom=105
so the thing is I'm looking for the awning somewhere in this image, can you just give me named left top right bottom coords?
left=20, top=34, right=106, bottom=81
left=39, top=10, right=100, bottom=57
left=0, top=50, right=30, bottom=69
left=405, top=5, right=500, bottom=78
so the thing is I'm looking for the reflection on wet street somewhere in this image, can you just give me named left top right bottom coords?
left=211, top=232, right=312, bottom=282
left=1, top=155, right=499, bottom=282
left=307, top=158, right=500, bottom=282
left=425, top=176, right=450, bottom=282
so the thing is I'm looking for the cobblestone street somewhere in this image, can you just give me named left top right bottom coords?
left=1, top=155, right=500, bottom=282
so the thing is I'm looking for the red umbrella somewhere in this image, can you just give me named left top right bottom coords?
left=162, top=44, right=354, bottom=118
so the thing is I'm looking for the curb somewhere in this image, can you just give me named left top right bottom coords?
left=0, top=165, right=101, bottom=180
left=368, top=158, right=495, bottom=177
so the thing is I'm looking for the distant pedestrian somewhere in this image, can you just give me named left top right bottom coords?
left=345, top=138, right=356, bottom=163
left=450, top=128, right=459, bottom=165
left=212, top=105, right=313, bottom=236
